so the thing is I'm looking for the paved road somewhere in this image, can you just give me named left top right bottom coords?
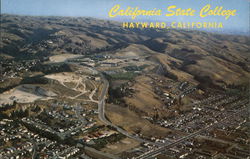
left=135, top=108, right=247, bottom=159
left=97, top=73, right=165, bottom=146
left=67, top=61, right=164, bottom=146
left=31, top=140, right=37, bottom=159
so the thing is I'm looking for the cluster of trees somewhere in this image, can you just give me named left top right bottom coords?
left=91, top=133, right=125, bottom=150
left=10, top=109, right=29, bottom=118
left=31, top=63, right=73, bottom=74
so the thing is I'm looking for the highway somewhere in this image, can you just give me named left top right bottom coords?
left=135, top=108, right=247, bottom=159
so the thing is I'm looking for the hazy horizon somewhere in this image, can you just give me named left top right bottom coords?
left=2, top=0, right=250, bottom=34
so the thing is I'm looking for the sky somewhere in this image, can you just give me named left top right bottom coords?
left=2, top=0, right=249, bottom=33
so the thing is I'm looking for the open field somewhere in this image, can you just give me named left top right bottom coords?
left=106, top=104, right=175, bottom=138
left=49, top=54, right=84, bottom=63
left=101, top=137, right=140, bottom=155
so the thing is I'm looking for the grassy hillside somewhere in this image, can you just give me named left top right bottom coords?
left=1, top=14, right=249, bottom=88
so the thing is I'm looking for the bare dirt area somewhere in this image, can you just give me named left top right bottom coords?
left=45, top=72, right=85, bottom=86
left=0, top=84, right=56, bottom=105
left=45, top=72, right=88, bottom=96
left=49, top=53, right=83, bottom=63
left=45, top=72, right=99, bottom=102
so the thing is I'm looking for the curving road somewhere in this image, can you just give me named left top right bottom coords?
left=66, top=61, right=164, bottom=146
left=97, top=73, right=164, bottom=146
